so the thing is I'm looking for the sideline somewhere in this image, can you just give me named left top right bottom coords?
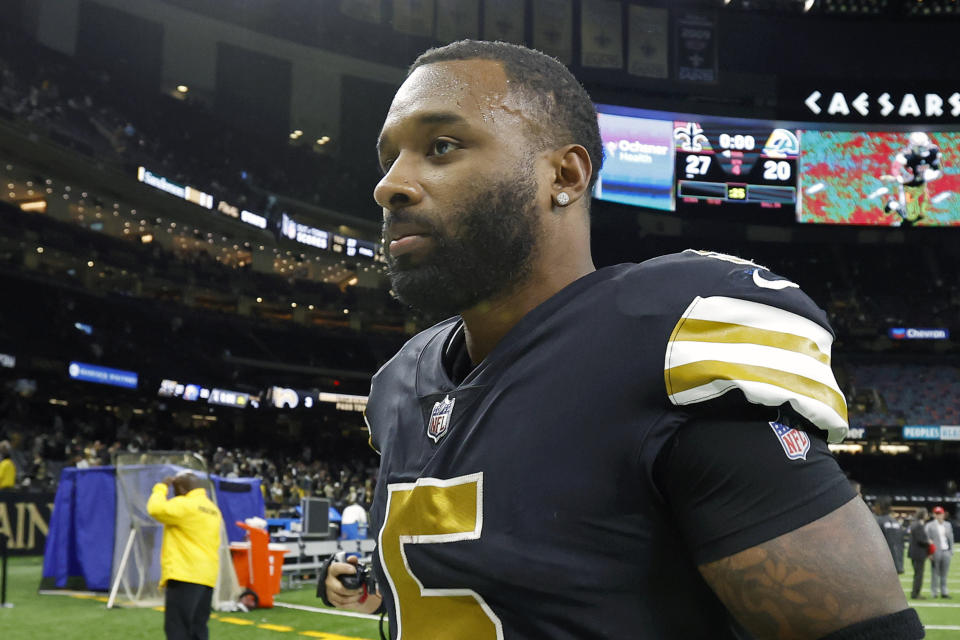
left=51, top=592, right=382, bottom=639
left=273, top=600, right=383, bottom=621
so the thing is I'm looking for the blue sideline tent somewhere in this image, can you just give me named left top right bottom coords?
left=41, top=466, right=264, bottom=591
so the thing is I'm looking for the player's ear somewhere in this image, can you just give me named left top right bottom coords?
left=550, top=144, right=591, bottom=209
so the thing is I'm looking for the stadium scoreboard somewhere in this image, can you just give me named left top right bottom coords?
left=674, top=120, right=799, bottom=208
left=594, top=102, right=960, bottom=227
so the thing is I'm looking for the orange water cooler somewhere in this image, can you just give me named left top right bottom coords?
left=229, top=521, right=287, bottom=607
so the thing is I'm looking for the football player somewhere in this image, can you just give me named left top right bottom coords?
left=883, top=131, right=942, bottom=225
left=319, top=41, right=922, bottom=639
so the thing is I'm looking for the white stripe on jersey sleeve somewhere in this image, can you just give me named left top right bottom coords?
left=681, top=295, right=834, bottom=357
left=666, top=341, right=843, bottom=397
left=665, top=295, right=849, bottom=442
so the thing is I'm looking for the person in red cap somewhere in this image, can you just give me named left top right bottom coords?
left=925, top=506, right=954, bottom=597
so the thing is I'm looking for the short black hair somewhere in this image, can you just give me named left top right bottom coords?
left=875, top=495, right=892, bottom=515
left=173, top=471, right=203, bottom=494
left=410, top=40, right=603, bottom=191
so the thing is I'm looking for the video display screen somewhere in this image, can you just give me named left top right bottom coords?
left=594, top=108, right=675, bottom=211
left=595, top=103, right=959, bottom=226
left=798, top=131, right=960, bottom=226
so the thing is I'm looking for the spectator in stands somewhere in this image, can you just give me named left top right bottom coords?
left=925, top=506, right=954, bottom=598
left=0, top=440, right=15, bottom=489
left=874, top=496, right=905, bottom=574
left=147, top=471, right=222, bottom=640
left=269, top=479, right=285, bottom=506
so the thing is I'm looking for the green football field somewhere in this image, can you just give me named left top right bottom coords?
left=2, top=554, right=960, bottom=638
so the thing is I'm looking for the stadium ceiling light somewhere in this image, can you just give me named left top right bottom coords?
left=176, top=85, right=189, bottom=93
left=256, top=297, right=263, bottom=303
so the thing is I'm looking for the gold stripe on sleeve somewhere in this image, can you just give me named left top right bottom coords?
left=672, top=318, right=831, bottom=365
left=665, top=360, right=848, bottom=422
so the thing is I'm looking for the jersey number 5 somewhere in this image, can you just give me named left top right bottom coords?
left=378, top=473, right=503, bottom=639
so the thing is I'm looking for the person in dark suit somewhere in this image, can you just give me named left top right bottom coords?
left=874, top=496, right=905, bottom=574
left=908, top=508, right=932, bottom=599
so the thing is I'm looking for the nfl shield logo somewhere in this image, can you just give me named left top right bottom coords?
left=427, top=395, right=456, bottom=443
left=769, top=421, right=811, bottom=461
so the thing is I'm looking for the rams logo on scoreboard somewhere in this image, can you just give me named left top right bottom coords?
left=763, top=129, right=799, bottom=159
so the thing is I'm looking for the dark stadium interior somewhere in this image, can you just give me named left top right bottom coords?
left=0, top=0, right=959, bottom=524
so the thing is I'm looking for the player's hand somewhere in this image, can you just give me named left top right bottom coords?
left=326, top=556, right=363, bottom=608
left=160, top=476, right=176, bottom=486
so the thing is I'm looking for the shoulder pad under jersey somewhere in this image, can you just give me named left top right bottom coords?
left=657, top=250, right=848, bottom=443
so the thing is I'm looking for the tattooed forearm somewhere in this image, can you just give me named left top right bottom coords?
left=699, top=498, right=908, bottom=640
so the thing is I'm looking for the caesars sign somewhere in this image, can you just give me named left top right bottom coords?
left=0, top=491, right=54, bottom=555
left=778, top=80, right=960, bottom=124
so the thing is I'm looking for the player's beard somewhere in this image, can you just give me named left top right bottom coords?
left=384, top=168, right=540, bottom=319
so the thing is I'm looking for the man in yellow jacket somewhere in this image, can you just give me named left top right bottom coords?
left=0, top=441, right=15, bottom=490
left=147, top=471, right=222, bottom=640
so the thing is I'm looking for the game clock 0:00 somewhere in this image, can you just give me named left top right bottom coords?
left=673, top=120, right=800, bottom=209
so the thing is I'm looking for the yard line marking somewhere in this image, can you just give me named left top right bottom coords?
left=299, top=632, right=374, bottom=640
left=259, top=623, right=295, bottom=632
left=273, top=600, right=383, bottom=621
left=900, top=578, right=960, bottom=582
left=219, top=616, right=257, bottom=625
left=926, top=626, right=960, bottom=630
left=908, top=602, right=960, bottom=607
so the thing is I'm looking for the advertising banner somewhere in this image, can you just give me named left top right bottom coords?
left=68, top=362, right=138, bottom=389
left=0, top=491, right=55, bottom=556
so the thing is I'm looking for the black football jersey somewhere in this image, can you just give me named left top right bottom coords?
left=901, top=145, right=941, bottom=186
left=365, top=250, right=850, bottom=639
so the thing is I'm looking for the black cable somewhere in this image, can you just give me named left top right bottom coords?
left=379, top=611, right=387, bottom=640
